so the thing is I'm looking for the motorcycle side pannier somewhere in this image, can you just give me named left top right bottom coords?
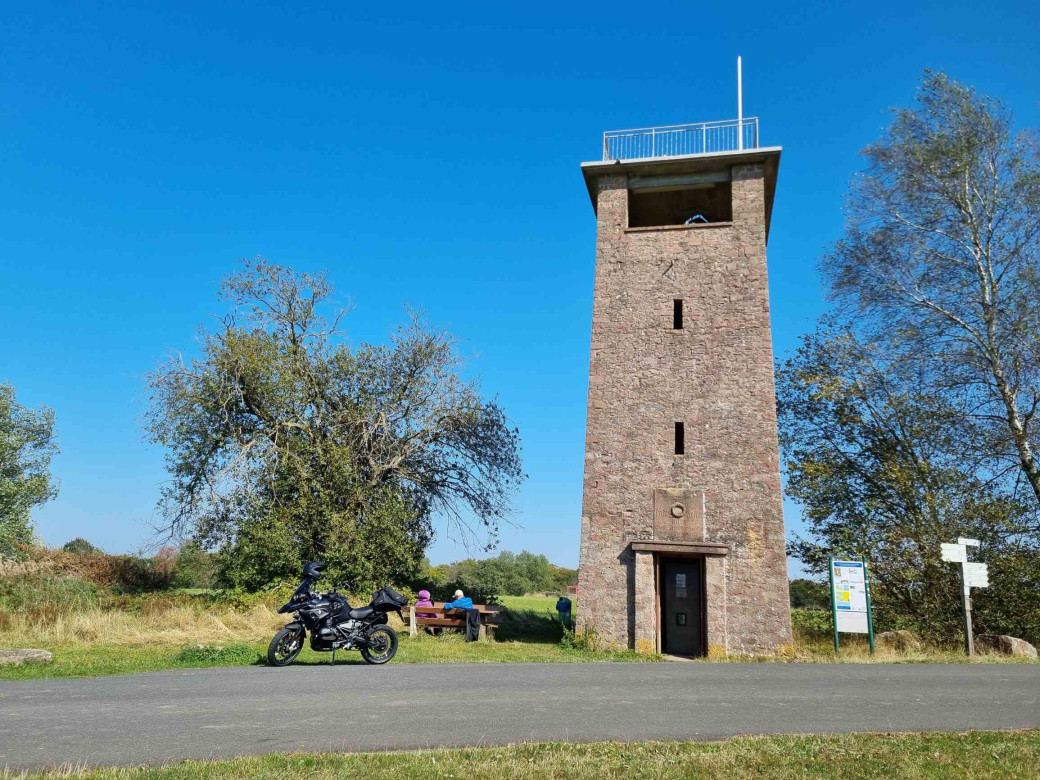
left=371, top=586, right=408, bottom=612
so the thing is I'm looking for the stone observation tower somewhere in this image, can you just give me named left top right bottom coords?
left=576, top=109, right=792, bottom=656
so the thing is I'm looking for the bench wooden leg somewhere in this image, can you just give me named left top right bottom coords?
left=478, top=622, right=486, bottom=640
left=409, top=606, right=417, bottom=638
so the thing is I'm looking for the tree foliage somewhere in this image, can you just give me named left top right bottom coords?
left=145, top=259, right=525, bottom=590
left=780, top=72, right=1040, bottom=645
left=788, top=578, right=829, bottom=611
left=62, top=538, right=103, bottom=556
left=777, top=323, right=1036, bottom=642
left=0, top=382, right=58, bottom=557
left=421, top=550, right=577, bottom=600
left=823, top=71, right=1040, bottom=511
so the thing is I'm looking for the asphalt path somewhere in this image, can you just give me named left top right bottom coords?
left=1, top=661, right=1037, bottom=770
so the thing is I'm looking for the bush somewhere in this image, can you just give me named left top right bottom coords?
left=559, top=624, right=603, bottom=652
left=0, top=574, right=99, bottom=612
left=170, top=542, right=218, bottom=589
left=791, top=608, right=833, bottom=640
left=62, top=538, right=103, bottom=555
left=789, top=579, right=830, bottom=610
left=26, top=547, right=171, bottom=592
left=176, top=643, right=260, bottom=665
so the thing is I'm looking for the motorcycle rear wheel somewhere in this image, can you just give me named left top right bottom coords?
left=360, top=625, right=398, bottom=664
left=267, top=628, right=304, bottom=667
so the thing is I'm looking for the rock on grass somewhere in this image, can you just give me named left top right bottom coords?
left=0, top=648, right=53, bottom=665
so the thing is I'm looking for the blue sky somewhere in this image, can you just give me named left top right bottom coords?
left=3, top=1, right=1038, bottom=572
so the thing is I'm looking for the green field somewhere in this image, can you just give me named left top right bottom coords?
left=3, top=594, right=1034, bottom=681
left=498, top=594, right=570, bottom=612
left=0, top=595, right=653, bottom=680
left=11, top=731, right=1040, bottom=780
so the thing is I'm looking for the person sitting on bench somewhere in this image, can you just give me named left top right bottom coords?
left=444, top=589, right=480, bottom=641
left=414, top=589, right=437, bottom=618
left=443, top=589, right=473, bottom=611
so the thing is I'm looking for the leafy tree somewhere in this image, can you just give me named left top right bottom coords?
left=421, top=550, right=573, bottom=600
left=781, top=72, right=1040, bottom=646
left=169, top=541, right=218, bottom=589
left=152, top=546, right=178, bottom=576
left=62, top=537, right=103, bottom=555
left=0, top=382, right=57, bottom=557
left=789, top=578, right=829, bottom=610
left=777, top=323, right=1036, bottom=642
left=823, top=71, right=1040, bottom=512
left=145, top=259, right=524, bottom=590
left=549, top=563, right=579, bottom=593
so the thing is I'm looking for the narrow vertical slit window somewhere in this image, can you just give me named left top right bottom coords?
left=674, top=422, right=685, bottom=455
left=673, top=298, right=683, bottom=330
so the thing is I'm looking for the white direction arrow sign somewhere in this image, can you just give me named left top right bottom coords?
left=941, top=543, right=967, bottom=563
left=958, top=537, right=981, bottom=547
left=964, top=562, right=989, bottom=588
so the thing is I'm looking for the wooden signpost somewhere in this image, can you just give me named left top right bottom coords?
left=941, top=537, right=989, bottom=655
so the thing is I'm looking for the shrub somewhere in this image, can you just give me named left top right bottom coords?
left=26, top=547, right=171, bottom=592
left=62, top=538, right=103, bottom=555
left=560, top=624, right=603, bottom=652
left=791, top=608, right=832, bottom=640
left=0, top=573, right=99, bottom=612
left=789, top=579, right=830, bottom=610
left=170, top=542, right=218, bottom=589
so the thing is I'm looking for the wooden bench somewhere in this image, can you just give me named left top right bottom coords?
left=403, top=603, right=503, bottom=639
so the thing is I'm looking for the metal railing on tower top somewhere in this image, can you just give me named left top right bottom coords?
left=602, top=117, right=759, bottom=161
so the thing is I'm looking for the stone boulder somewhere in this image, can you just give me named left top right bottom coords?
left=0, top=648, right=53, bottom=665
left=876, top=630, right=922, bottom=651
left=976, top=635, right=1038, bottom=659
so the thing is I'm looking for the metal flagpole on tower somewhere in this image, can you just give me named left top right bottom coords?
left=737, top=56, right=743, bottom=150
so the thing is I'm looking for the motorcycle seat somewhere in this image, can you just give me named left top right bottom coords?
left=348, top=606, right=374, bottom=620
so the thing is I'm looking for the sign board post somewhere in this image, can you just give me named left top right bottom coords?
left=863, top=556, right=875, bottom=654
left=958, top=564, right=973, bottom=656
left=829, top=555, right=875, bottom=653
left=941, top=538, right=987, bottom=655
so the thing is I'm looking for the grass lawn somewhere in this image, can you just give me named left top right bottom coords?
left=0, top=596, right=648, bottom=680
left=2, top=595, right=1034, bottom=680
left=498, top=594, right=569, bottom=612
left=9, top=731, right=1040, bottom=779
left=0, top=637, right=653, bottom=681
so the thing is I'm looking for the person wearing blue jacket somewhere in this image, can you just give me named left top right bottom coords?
left=443, top=589, right=474, bottom=610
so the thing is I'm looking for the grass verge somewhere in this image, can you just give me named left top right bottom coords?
left=1, top=595, right=1033, bottom=680
left=0, top=631, right=655, bottom=680
left=8, top=730, right=1040, bottom=779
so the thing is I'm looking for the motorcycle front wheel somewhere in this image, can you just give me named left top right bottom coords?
left=267, top=628, right=304, bottom=666
left=360, top=625, right=398, bottom=664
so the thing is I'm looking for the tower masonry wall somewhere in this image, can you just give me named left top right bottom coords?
left=576, top=161, right=792, bottom=654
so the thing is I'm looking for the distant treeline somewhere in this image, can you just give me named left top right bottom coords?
left=419, top=551, right=578, bottom=602
left=12, top=539, right=577, bottom=603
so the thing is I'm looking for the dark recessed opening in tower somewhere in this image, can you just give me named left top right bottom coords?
left=628, top=182, right=732, bottom=228
left=673, top=298, right=683, bottom=330
left=674, top=422, right=685, bottom=455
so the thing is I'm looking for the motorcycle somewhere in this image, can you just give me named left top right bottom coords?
left=267, top=562, right=408, bottom=666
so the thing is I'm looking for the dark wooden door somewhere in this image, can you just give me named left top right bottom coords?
left=660, top=557, right=704, bottom=656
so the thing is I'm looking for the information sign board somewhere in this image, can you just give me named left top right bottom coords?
left=831, top=560, right=870, bottom=634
